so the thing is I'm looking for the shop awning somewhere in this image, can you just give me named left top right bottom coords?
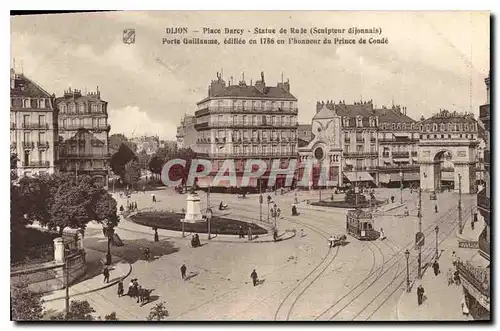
left=389, top=173, right=419, bottom=182
left=379, top=174, right=391, bottom=184
left=344, top=171, right=375, bottom=182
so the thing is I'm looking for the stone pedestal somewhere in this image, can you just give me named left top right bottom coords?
left=182, top=193, right=205, bottom=223
left=53, top=237, right=65, bottom=263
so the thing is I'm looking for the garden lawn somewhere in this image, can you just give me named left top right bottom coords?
left=130, top=211, right=268, bottom=235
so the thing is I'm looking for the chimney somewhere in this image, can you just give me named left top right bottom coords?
left=208, top=72, right=226, bottom=97
left=283, top=78, right=290, bottom=93
left=255, top=71, right=266, bottom=93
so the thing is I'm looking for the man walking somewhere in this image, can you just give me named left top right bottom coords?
left=432, top=260, right=440, bottom=276
left=152, top=193, right=156, bottom=203
left=417, top=284, right=425, bottom=306
left=103, top=265, right=110, bottom=283
left=181, top=264, right=187, bottom=279
left=250, top=269, right=258, bottom=287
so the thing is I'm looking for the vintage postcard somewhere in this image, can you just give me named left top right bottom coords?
left=10, top=11, right=490, bottom=321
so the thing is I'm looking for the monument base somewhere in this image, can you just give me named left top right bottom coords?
left=181, top=216, right=206, bottom=224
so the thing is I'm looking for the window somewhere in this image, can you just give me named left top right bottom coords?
left=289, top=102, right=294, bottom=110
left=357, top=116, right=363, bottom=127
left=392, top=123, right=396, bottom=130
left=23, top=115, right=30, bottom=126
left=440, top=124, right=445, bottom=131
left=24, top=132, right=30, bottom=142
left=68, top=103, right=75, bottom=113
left=397, top=123, right=401, bottom=130
left=402, top=123, right=406, bottom=130
left=39, top=99, right=45, bottom=108
left=23, top=99, right=30, bottom=108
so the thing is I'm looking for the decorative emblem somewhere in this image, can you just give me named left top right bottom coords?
left=123, top=29, right=136, bottom=44
left=457, top=151, right=466, bottom=157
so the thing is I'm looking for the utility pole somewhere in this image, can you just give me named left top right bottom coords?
left=418, top=188, right=422, bottom=279
left=259, top=180, right=262, bottom=222
left=400, top=167, right=403, bottom=204
left=65, top=258, right=70, bottom=317
left=458, top=174, right=463, bottom=234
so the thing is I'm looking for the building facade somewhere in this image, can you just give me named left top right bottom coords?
left=373, top=105, right=420, bottom=186
left=55, top=87, right=110, bottom=182
left=130, top=135, right=160, bottom=155
left=418, top=109, right=479, bottom=194
left=177, top=115, right=197, bottom=150
left=458, top=72, right=490, bottom=320
left=297, top=103, right=342, bottom=188
left=10, top=69, right=58, bottom=177
left=194, top=72, right=298, bottom=189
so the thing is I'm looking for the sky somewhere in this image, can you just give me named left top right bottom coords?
left=10, top=11, right=490, bottom=140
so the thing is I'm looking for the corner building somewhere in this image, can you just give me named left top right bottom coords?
left=194, top=72, right=298, bottom=189
left=55, top=87, right=110, bottom=183
left=10, top=69, right=58, bottom=177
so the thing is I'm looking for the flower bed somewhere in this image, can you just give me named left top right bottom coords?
left=130, top=211, right=268, bottom=235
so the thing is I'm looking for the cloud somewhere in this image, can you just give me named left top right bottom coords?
left=108, top=105, right=178, bottom=140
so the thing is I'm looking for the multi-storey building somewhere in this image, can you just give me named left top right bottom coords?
left=177, top=115, right=197, bottom=150
left=418, top=109, right=478, bottom=193
left=55, top=87, right=110, bottom=182
left=10, top=68, right=57, bottom=177
left=194, top=72, right=298, bottom=189
left=458, top=72, right=490, bottom=319
left=373, top=105, right=420, bottom=186
left=298, top=124, right=313, bottom=146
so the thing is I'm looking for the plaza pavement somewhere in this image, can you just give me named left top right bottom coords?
left=41, top=187, right=478, bottom=321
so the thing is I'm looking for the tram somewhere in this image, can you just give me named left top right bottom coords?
left=346, top=209, right=380, bottom=240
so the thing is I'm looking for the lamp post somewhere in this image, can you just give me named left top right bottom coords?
left=259, top=180, right=263, bottom=222
left=434, top=225, right=439, bottom=259
left=105, top=223, right=114, bottom=265
left=417, top=188, right=422, bottom=279
left=400, top=169, right=404, bottom=204
left=405, top=249, right=410, bottom=292
left=207, top=208, right=212, bottom=240
left=458, top=173, right=463, bottom=234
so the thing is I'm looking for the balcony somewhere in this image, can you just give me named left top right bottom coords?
left=379, top=138, right=419, bottom=144
left=22, top=123, right=50, bottom=130
left=194, top=122, right=209, bottom=130
left=23, top=161, right=50, bottom=168
left=356, top=137, right=364, bottom=143
left=60, top=153, right=111, bottom=159
left=195, top=106, right=299, bottom=116
left=343, top=151, right=378, bottom=158
left=370, top=138, right=377, bottom=142
left=59, top=124, right=110, bottom=131
left=37, top=141, right=50, bottom=149
left=208, top=151, right=298, bottom=159
left=23, top=141, right=35, bottom=149
left=392, top=151, right=410, bottom=158
left=377, top=164, right=420, bottom=170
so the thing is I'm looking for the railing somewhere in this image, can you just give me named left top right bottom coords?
left=23, top=141, right=35, bottom=149
left=356, top=137, right=364, bottom=142
left=411, top=151, right=418, bottom=157
left=60, top=153, right=110, bottom=158
left=210, top=151, right=298, bottom=158
left=456, top=260, right=490, bottom=297
left=343, top=151, right=378, bottom=157
left=37, top=141, right=50, bottom=149
left=370, top=138, right=377, bottom=142
left=22, top=123, right=50, bottom=129
left=379, top=138, right=419, bottom=144
left=23, top=161, right=50, bottom=168
left=195, top=106, right=299, bottom=116
left=377, top=164, right=420, bottom=170
left=208, top=121, right=298, bottom=128
left=60, top=124, right=110, bottom=131
left=392, top=152, right=410, bottom=158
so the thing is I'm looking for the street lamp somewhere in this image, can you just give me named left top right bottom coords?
left=272, top=204, right=278, bottom=230
left=207, top=208, right=213, bottom=240
left=405, top=249, right=410, bottom=292
left=399, top=169, right=404, bottom=204
left=434, top=225, right=439, bottom=259
left=458, top=173, right=463, bottom=234
left=105, top=223, right=114, bottom=265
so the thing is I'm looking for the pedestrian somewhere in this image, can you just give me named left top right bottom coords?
left=471, top=219, right=475, bottom=230
left=447, top=268, right=454, bottom=286
left=250, top=269, right=258, bottom=287
left=435, top=205, right=438, bottom=213
left=153, top=227, right=159, bottom=242
left=117, top=280, right=124, bottom=297
left=301, top=229, right=304, bottom=237
left=152, top=193, right=156, bottom=203
left=239, top=226, right=244, bottom=238
left=417, top=284, right=425, bottom=306
left=277, top=207, right=281, bottom=218
left=127, top=279, right=134, bottom=296
left=136, top=285, right=142, bottom=303
left=451, top=251, right=457, bottom=267
left=134, top=202, right=138, bottom=210
left=473, top=212, right=478, bottom=223
left=144, top=247, right=151, bottom=261
left=273, top=229, right=278, bottom=242
left=432, top=260, right=440, bottom=276
left=248, top=227, right=253, bottom=241
left=103, top=266, right=110, bottom=283
left=119, top=205, right=124, bottom=213
left=181, top=264, right=187, bottom=279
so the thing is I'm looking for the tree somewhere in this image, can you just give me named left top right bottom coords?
left=124, top=159, right=141, bottom=189
left=11, top=153, right=18, bottom=181
left=148, top=156, right=164, bottom=179
left=110, top=143, right=137, bottom=178
left=146, top=302, right=169, bottom=321
left=109, top=133, right=137, bottom=155
left=92, top=191, right=120, bottom=265
left=11, top=284, right=44, bottom=321
left=103, top=312, right=118, bottom=321
left=51, top=300, right=95, bottom=321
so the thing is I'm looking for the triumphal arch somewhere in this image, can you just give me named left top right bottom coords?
left=418, top=110, right=479, bottom=194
